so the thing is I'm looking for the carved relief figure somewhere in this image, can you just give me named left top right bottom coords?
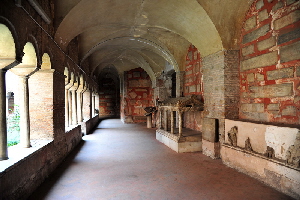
left=286, top=132, right=300, bottom=168
left=265, top=146, right=275, bottom=158
left=245, top=137, right=252, bottom=151
left=228, top=126, right=238, bottom=146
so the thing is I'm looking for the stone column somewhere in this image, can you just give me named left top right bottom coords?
left=68, top=90, right=72, bottom=126
left=92, top=93, right=95, bottom=117
left=76, top=88, right=83, bottom=123
left=178, top=111, right=183, bottom=137
left=65, top=89, right=69, bottom=127
left=164, top=109, right=168, bottom=131
left=170, top=110, right=174, bottom=134
left=19, top=76, right=30, bottom=148
left=146, top=114, right=152, bottom=128
left=0, top=70, right=8, bottom=160
left=71, top=89, right=77, bottom=125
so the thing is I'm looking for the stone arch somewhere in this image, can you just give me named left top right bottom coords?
left=0, top=23, right=16, bottom=69
left=0, top=17, right=22, bottom=64
left=41, top=53, right=51, bottom=70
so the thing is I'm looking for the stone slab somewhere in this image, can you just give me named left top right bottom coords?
left=243, top=24, right=269, bottom=44
left=266, top=67, right=294, bottom=80
left=249, top=83, right=293, bottom=98
left=280, top=40, right=300, bottom=63
left=241, top=51, right=277, bottom=71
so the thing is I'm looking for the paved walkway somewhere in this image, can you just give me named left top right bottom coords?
left=29, top=119, right=293, bottom=200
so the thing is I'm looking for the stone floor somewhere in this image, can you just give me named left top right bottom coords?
left=28, top=119, right=294, bottom=200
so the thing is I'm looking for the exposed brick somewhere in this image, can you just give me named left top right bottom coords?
left=241, top=51, right=277, bottom=71
left=259, top=9, right=269, bottom=22
left=242, top=44, right=255, bottom=56
left=267, top=67, right=294, bottom=80
left=243, top=24, right=270, bottom=44
left=278, top=28, right=300, bottom=45
left=244, top=16, right=257, bottom=31
left=256, top=0, right=264, bottom=10
left=257, top=36, right=276, bottom=51
left=280, top=40, right=300, bottom=63
left=241, top=103, right=264, bottom=112
left=249, top=83, right=293, bottom=98
left=247, top=73, right=255, bottom=82
left=202, top=118, right=217, bottom=142
left=282, top=106, right=297, bottom=116
left=296, top=66, right=300, bottom=77
left=274, top=10, right=300, bottom=30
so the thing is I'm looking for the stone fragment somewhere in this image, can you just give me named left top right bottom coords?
left=241, top=51, right=277, bottom=71
left=274, top=10, right=300, bottom=30
left=227, top=126, right=238, bottom=146
left=257, top=37, right=276, bottom=51
left=259, top=9, right=269, bottom=22
left=286, top=132, right=300, bottom=168
left=278, top=28, right=300, bottom=45
left=242, top=45, right=254, bottom=56
left=267, top=67, right=294, bottom=80
left=245, top=137, right=253, bottom=151
left=133, top=72, right=140, bottom=78
left=189, top=85, right=196, bottom=93
left=256, top=0, right=264, bottom=10
left=282, top=106, right=297, bottom=116
left=243, top=24, right=269, bottom=44
left=265, top=146, right=275, bottom=158
left=129, top=92, right=137, bottom=99
left=244, top=16, right=257, bottom=31
left=249, top=83, right=293, bottom=98
left=247, top=73, right=255, bottom=82
left=280, top=40, right=300, bottom=63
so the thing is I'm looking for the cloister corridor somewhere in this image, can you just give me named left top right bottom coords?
left=28, top=119, right=293, bottom=200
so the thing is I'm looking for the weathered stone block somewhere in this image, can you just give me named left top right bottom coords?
left=280, top=40, right=300, bottom=63
left=242, top=44, right=254, bottom=56
left=267, top=67, right=294, bottom=80
left=202, top=118, right=218, bottom=142
left=274, top=10, right=300, bottom=30
left=247, top=73, right=255, bottom=82
left=244, top=16, right=257, bottom=31
left=241, top=103, right=264, bottom=113
left=257, top=36, right=276, bottom=51
left=272, top=1, right=284, bottom=12
left=243, top=24, right=269, bottom=44
left=278, top=28, right=300, bottom=45
left=297, top=66, right=300, bottom=77
left=241, top=51, right=277, bottom=71
left=282, top=106, right=297, bottom=116
left=267, top=104, right=280, bottom=111
left=257, top=73, right=264, bottom=81
left=259, top=9, right=269, bottom=22
left=287, top=0, right=297, bottom=5
left=256, top=0, right=264, bottom=10
left=242, top=112, right=269, bottom=122
left=189, top=85, right=196, bottom=93
left=249, top=83, right=293, bottom=98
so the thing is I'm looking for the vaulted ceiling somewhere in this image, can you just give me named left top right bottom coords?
left=54, top=0, right=254, bottom=83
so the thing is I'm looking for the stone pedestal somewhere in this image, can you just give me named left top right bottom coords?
left=146, top=115, right=152, bottom=128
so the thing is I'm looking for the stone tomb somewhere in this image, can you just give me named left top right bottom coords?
left=156, top=95, right=204, bottom=153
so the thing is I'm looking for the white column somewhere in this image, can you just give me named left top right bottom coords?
left=170, top=110, right=174, bottom=134
left=76, top=89, right=83, bottom=123
left=19, top=76, right=30, bottom=148
left=71, top=89, right=77, bottom=125
left=65, top=89, right=69, bottom=127
left=0, top=70, right=8, bottom=160
left=178, top=111, right=183, bottom=137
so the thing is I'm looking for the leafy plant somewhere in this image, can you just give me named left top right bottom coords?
left=7, top=105, right=20, bottom=147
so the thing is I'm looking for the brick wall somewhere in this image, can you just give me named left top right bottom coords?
left=99, top=78, right=119, bottom=117
left=183, top=45, right=204, bottom=131
left=122, top=68, right=154, bottom=123
left=240, top=0, right=300, bottom=124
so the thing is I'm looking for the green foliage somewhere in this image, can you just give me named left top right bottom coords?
left=7, top=105, right=20, bottom=147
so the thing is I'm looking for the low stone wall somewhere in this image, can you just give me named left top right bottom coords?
left=81, top=115, right=100, bottom=135
left=0, top=125, right=83, bottom=200
left=221, top=119, right=300, bottom=199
